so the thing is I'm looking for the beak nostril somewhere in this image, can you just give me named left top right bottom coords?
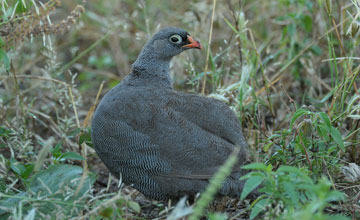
left=187, top=36, right=194, bottom=43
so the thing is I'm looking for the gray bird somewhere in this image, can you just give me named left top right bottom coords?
left=91, top=27, right=251, bottom=201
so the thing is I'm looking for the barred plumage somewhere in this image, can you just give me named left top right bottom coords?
left=91, top=27, right=254, bottom=200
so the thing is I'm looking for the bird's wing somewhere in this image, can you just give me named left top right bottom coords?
left=166, top=91, right=249, bottom=148
left=91, top=112, right=171, bottom=181
left=133, top=97, right=249, bottom=179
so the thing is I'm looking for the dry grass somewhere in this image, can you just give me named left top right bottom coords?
left=1, top=0, right=360, bottom=219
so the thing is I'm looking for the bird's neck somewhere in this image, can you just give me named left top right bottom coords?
left=128, top=53, right=173, bottom=89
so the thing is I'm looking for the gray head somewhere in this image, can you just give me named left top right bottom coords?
left=136, top=27, right=202, bottom=61
left=130, top=27, right=202, bottom=87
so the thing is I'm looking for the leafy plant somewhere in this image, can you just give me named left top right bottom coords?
left=51, top=142, right=84, bottom=163
left=264, top=108, right=346, bottom=178
left=241, top=163, right=347, bottom=220
left=0, top=164, right=95, bottom=219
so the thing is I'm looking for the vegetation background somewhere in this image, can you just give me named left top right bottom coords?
left=0, top=0, right=359, bottom=219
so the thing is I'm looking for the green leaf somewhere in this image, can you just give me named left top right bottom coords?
left=240, top=171, right=266, bottom=181
left=99, top=207, right=113, bottom=218
left=24, top=208, right=36, bottom=220
left=290, top=109, right=311, bottom=128
left=51, top=142, right=62, bottom=158
left=310, top=45, right=322, bottom=55
left=302, top=15, right=313, bottom=32
left=9, top=158, right=33, bottom=180
left=0, top=126, right=13, bottom=138
left=10, top=157, right=26, bottom=176
left=330, top=126, right=344, bottom=150
left=224, top=17, right=240, bottom=34
left=208, top=212, right=228, bottom=220
left=250, top=198, right=268, bottom=219
left=283, top=181, right=299, bottom=206
left=21, top=164, right=34, bottom=180
left=319, top=112, right=331, bottom=129
left=320, top=91, right=333, bottom=103
left=209, top=52, right=216, bottom=77
left=241, top=176, right=264, bottom=200
left=268, top=134, right=281, bottom=139
left=16, top=0, right=27, bottom=13
left=29, top=164, right=94, bottom=196
left=127, top=201, right=141, bottom=213
left=317, top=124, right=330, bottom=141
left=327, top=145, right=338, bottom=154
left=109, top=79, right=121, bottom=88
left=263, top=142, right=274, bottom=152
left=348, top=115, right=360, bottom=119
left=0, top=37, right=4, bottom=47
left=79, top=129, right=93, bottom=147
left=0, top=49, right=10, bottom=71
left=288, top=23, right=296, bottom=36
left=68, top=128, right=82, bottom=138
left=59, top=152, right=84, bottom=161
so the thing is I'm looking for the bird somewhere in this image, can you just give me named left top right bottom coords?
left=91, top=27, right=252, bottom=201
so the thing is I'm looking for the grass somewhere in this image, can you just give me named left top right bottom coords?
left=0, top=0, right=360, bottom=219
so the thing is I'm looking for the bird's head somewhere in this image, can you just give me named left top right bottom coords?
left=141, top=27, right=202, bottom=60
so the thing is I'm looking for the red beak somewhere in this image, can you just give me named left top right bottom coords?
left=182, top=35, right=202, bottom=49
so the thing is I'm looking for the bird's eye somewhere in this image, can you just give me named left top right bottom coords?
left=169, top=34, right=182, bottom=44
